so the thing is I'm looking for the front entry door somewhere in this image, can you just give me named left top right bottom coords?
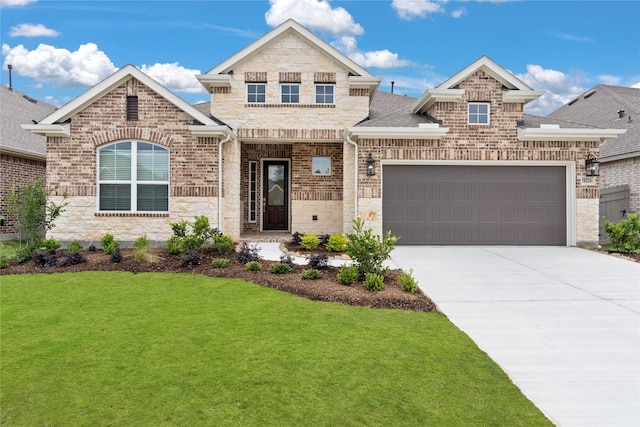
left=263, top=161, right=288, bottom=230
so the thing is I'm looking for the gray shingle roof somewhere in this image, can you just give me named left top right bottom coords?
left=355, top=91, right=433, bottom=128
left=521, top=114, right=600, bottom=129
left=546, top=85, right=639, bottom=160
left=0, top=85, right=56, bottom=159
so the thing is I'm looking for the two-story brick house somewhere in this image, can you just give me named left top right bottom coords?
left=24, top=19, right=624, bottom=246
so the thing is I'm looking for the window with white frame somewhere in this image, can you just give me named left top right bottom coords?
left=98, top=141, right=169, bottom=212
left=315, top=84, right=334, bottom=104
left=312, top=156, right=331, bottom=176
left=247, top=84, right=266, bottom=103
left=468, top=102, right=490, bottom=125
left=281, top=84, right=299, bottom=104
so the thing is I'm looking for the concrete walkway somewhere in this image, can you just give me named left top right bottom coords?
left=390, top=246, right=640, bottom=427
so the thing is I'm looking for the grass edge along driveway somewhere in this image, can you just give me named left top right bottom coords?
left=1, top=272, right=551, bottom=426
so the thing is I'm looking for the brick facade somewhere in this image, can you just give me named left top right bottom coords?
left=600, top=158, right=640, bottom=213
left=0, top=154, right=46, bottom=238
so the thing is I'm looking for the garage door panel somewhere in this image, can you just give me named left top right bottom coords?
left=383, top=165, right=566, bottom=245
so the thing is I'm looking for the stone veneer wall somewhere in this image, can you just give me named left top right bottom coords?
left=46, top=78, right=222, bottom=243
left=0, top=154, right=46, bottom=239
left=600, top=157, right=640, bottom=213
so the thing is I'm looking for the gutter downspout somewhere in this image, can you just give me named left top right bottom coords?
left=344, top=129, right=359, bottom=222
left=217, top=130, right=233, bottom=233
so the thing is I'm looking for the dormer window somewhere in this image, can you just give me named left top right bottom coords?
left=247, top=84, right=266, bottom=103
left=126, top=96, right=138, bottom=121
left=468, top=102, right=489, bottom=125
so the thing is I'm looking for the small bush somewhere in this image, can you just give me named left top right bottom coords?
left=337, top=265, right=359, bottom=286
left=245, top=260, right=262, bottom=271
left=211, top=258, right=230, bottom=268
left=170, top=219, right=189, bottom=238
left=325, top=233, right=348, bottom=252
left=62, top=251, right=87, bottom=267
left=604, top=213, right=640, bottom=252
left=101, top=233, right=120, bottom=255
left=215, top=235, right=235, bottom=255
left=346, top=218, right=398, bottom=276
left=280, top=253, right=295, bottom=267
left=307, top=253, right=329, bottom=270
left=14, top=247, right=34, bottom=264
left=236, top=243, right=262, bottom=264
left=32, top=250, right=57, bottom=269
left=181, top=235, right=202, bottom=253
left=67, top=240, right=83, bottom=253
left=301, top=269, right=321, bottom=280
left=0, top=256, right=11, bottom=269
left=133, top=234, right=156, bottom=263
left=291, top=231, right=303, bottom=245
left=110, top=247, right=123, bottom=263
left=300, top=233, right=320, bottom=250
left=363, top=272, right=384, bottom=291
left=181, top=250, right=202, bottom=269
left=166, top=235, right=183, bottom=255
left=270, top=263, right=292, bottom=274
left=398, top=269, right=418, bottom=293
left=41, top=238, right=62, bottom=253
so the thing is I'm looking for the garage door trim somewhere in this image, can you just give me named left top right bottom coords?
left=381, top=160, right=576, bottom=246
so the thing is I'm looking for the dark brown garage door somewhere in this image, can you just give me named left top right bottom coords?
left=383, top=165, right=566, bottom=245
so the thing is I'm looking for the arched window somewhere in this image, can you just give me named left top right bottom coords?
left=98, top=141, right=169, bottom=212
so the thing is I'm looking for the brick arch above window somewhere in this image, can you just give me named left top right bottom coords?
left=90, top=128, right=176, bottom=148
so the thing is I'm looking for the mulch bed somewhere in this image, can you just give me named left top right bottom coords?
left=0, top=246, right=438, bottom=313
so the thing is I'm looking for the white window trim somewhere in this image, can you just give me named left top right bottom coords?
left=315, top=84, right=335, bottom=104
left=246, top=83, right=266, bottom=103
left=280, top=83, right=300, bottom=104
left=468, top=102, right=490, bottom=125
left=97, top=140, right=170, bottom=213
left=312, top=156, right=331, bottom=176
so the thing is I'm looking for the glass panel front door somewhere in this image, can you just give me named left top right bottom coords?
left=263, top=161, right=288, bottom=230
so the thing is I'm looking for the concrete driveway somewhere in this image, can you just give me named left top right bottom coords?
left=390, top=246, right=640, bottom=427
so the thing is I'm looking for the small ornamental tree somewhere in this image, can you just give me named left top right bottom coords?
left=345, top=218, right=399, bottom=277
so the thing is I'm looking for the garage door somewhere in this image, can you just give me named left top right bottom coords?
left=383, top=165, right=566, bottom=245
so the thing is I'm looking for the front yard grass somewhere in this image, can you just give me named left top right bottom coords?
left=0, top=240, right=20, bottom=258
left=1, top=272, right=551, bottom=426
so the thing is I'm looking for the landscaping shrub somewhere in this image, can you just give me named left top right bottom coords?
left=211, top=258, right=230, bottom=268
left=318, top=234, right=330, bottom=246
left=101, top=233, right=120, bottom=255
left=280, top=253, right=295, bottom=268
left=67, top=240, right=83, bottom=253
left=236, top=243, right=262, bottom=264
left=245, top=261, right=262, bottom=271
left=215, top=235, right=235, bottom=255
left=14, top=247, right=33, bottom=264
left=325, top=233, right=348, bottom=252
left=0, top=256, right=11, bottom=269
left=180, top=235, right=202, bottom=253
left=291, top=231, right=303, bottom=245
left=345, top=218, right=399, bottom=276
left=300, top=233, right=320, bottom=250
left=41, top=238, right=62, bottom=253
left=110, top=247, right=123, bottom=263
left=337, top=265, right=358, bottom=286
left=181, top=250, right=202, bottom=269
left=270, top=263, right=292, bottom=274
left=167, top=216, right=221, bottom=254
left=604, top=213, right=640, bottom=252
left=62, top=251, right=87, bottom=267
left=363, top=272, right=385, bottom=291
left=398, top=269, right=418, bottom=293
left=170, top=219, right=189, bottom=238
left=301, top=269, right=321, bottom=280
left=166, top=235, right=183, bottom=255
left=32, top=250, right=57, bottom=269
left=306, top=253, right=329, bottom=270
left=133, top=234, right=156, bottom=263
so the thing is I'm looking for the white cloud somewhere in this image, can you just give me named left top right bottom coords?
left=391, top=0, right=446, bottom=20
left=451, top=8, right=466, bottom=18
left=2, top=42, right=117, bottom=87
left=349, top=49, right=412, bottom=69
left=596, top=74, right=622, bottom=86
left=265, top=0, right=363, bottom=37
left=139, top=63, right=205, bottom=94
left=0, top=0, right=37, bottom=7
left=516, top=64, right=588, bottom=115
left=632, top=82, right=640, bottom=89
left=10, top=23, right=60, bottom=38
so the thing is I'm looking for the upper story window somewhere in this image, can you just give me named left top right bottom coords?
left=247, top=84, right=266, bottom=103
left=281, top=84, right=300, bottom=104
left=126, top=96, right=138, bottom=121
left=315, top=84, right=334, bottom=104
left=468, top=102, right=490, bottom=125
left=98, top=141, right=169, bottom=212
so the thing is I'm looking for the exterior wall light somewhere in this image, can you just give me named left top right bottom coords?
left=585, top=153, right=600, bottom=177
left=366, top=152, right=376, bottom=176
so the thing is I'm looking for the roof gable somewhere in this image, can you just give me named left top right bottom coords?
left=411, top=56, right=544, bottom=114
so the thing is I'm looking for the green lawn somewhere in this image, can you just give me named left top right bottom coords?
left=0, top=240, right=20, bottom=258
left=1, top=272, right=551, bottom=426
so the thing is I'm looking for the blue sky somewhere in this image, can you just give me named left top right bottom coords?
left=2, top=0, right=639, bottom=115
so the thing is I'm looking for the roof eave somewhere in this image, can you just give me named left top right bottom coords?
left=411, top=89, right=465, bottom=114
left=0, top=145, right=46, bottom=161
left=503, top=90, right=545, bottom=104
left=346, top=126, right=449, bottom=141
left=188, top=125, right=236, bottom=137
left=517, top=128, right=627, bottom=142
left=196, top=74, right=232, bottom=93
left=20, top=123, right=70, bottom=137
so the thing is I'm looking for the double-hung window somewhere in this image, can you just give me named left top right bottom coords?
left=281, top=84, right=299, bottom=104
left=468, top=102, right=490, bottom=125
left=315, top=84, right=334, bottom=104
left=98, top=141, right=169, bottom=212
left=247, top=84, right=266, bottom=103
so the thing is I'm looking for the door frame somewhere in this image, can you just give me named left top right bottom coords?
left=261, top=158, right=291, bottom=232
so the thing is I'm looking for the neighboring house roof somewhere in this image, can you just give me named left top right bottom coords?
left=546, top=85, right=640, bottom=161
left=197, top=18, right=382, bottom=100
left=0, top=85, right=56, bottom=161
left=24, top=65, right=233, bottom=138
